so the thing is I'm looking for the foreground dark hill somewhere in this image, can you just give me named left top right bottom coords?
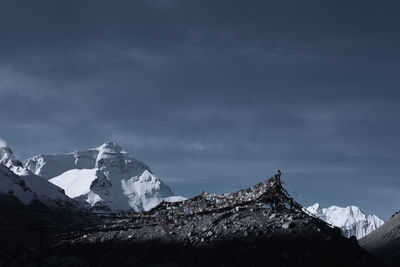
left=0, top=164, right=95, bottom=258
left=39, top=207, right=381, bottom=267
left=0, top=192, right=97, bottom=258
left=359, top=210, right=400, bottom=266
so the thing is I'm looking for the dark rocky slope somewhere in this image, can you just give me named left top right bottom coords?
left=0, top=193, right=97, bottom=266
left=0, top=173, right=384, bottom=266
left=359, top=210, right=400, bottom=266
left=14, top=207, right=382, bottom=267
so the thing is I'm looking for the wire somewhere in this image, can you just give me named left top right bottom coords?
left=282, top=183, right=337, bottom=228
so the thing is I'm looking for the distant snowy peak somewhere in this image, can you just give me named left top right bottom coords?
left=121, top=170, right=175, bottom=211
left=308, top=203, right=366, bottom=226
left=24, top=142, right=150, bottom=180
left=26, top=142, right=184, bottom=212
left=306, top=203, right=384, bottom=239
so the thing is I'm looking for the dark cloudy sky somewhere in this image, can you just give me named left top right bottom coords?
left=1, top=0, right=399, bottom=219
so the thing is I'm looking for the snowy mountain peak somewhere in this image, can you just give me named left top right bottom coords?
left=24, top=142, right=150, bottom=180
left=139, top=170, right=155, bottom=182
left=96, top=142, right=126, bottom=164
left=0, top=145, right=23, bottom=168
left=306, top=203, right=384, bottom=239
left=98, top=141, right=125, bottom=153
left=25, top=142, right=183, bottom=212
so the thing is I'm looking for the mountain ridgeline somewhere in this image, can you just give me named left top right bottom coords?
left=23, top=142, right=185, bottom=212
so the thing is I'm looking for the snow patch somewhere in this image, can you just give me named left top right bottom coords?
left=50, top=169, right=98, bottom=198
left=86, top=191, right=103, bottom=206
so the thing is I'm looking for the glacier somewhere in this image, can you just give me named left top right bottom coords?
left=24, top=142, right=185, bottom=212
left=306, top=203, right=384, bottom=239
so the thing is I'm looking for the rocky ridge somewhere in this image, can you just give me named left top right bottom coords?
left=359, top=209, right=400, bottom=266
left=43, top=206, right=383, bottom=267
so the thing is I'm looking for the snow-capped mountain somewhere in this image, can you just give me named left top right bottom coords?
left=24, top=142, right=185, bottom=212
left=0, top=145, right=77, bottom=208
left=306, top=203, right=384, bottom=239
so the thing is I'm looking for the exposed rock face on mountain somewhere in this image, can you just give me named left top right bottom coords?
left=24, top=142, right=185, bottom=212
left=32, top=207, right=383, bottom=267
left=359, top=210, right=400, bottom=266
left=306, top=203, right=384, bottom=239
